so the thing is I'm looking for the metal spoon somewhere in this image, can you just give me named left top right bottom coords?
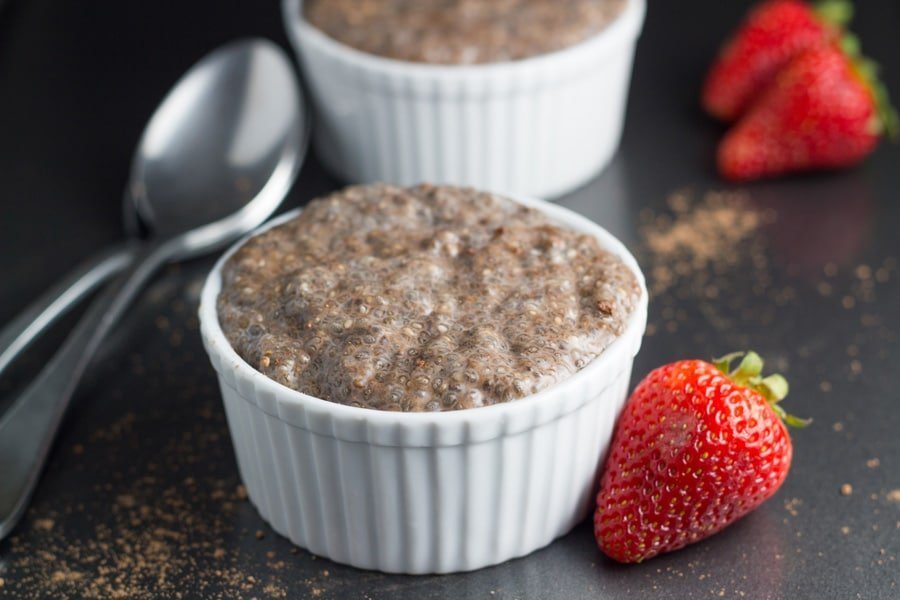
left=0, top=38, right=313, bottom=377
left=0, top=37, right=308, bottom=539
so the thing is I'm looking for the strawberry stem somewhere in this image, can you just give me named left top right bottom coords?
left=814, top=0, right=854, bottom=28
left=712, top=351, right=811, bottom=428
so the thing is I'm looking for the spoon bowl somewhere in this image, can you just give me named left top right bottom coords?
left=131, top=38, right=306, bottom=255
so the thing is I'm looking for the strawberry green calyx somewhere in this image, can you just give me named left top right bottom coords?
left=840, top=33, right=899, bottom=139
left=813, top=0, right=854, bottom=28
left=713, top=351, right=811, bottom=428
left=857, top=59, right=899, bottom=140
left=839, top=31, right=861, bottom=56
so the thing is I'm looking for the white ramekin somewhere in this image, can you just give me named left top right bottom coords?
left=199, top=195, right=648, bottom=574
left=282, top=0, right=646, bottom=198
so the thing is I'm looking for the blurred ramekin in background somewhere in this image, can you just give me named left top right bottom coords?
left=282, top=0, right=646, bottom=198
left=199, top=195, right=648, bottom=574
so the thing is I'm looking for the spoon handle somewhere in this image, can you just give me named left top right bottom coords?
left=0, top=243, right=134, bottom=378
left=0, top=239, right=171, bottom=539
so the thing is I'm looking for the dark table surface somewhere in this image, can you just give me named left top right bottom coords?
left=1, top=0, right=898, bottom=598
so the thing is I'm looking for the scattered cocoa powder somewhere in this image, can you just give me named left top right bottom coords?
left=0, top=400, right=304, bottom=600
left=89, top=412, right=137, bottom=442
left=4, top=476, right=297, bottom=599
left=640, top=190, right=769, bottom=297
left=635, top=189, right=786, bottom=341
left=263, top=583, right=288, bottom=599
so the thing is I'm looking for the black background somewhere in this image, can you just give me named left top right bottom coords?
left=0, top=0, right=898, bottom=598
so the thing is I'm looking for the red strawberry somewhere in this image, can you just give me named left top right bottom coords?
left=594, top=352, right=808, bottom=563
left=717, top=43, right=897, bottom=182
left=702, top=0, right=850, bottom=121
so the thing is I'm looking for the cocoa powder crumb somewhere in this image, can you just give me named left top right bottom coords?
left=34, top=518, right=55, bottom=532
left=91, top=412, right=137, bottom=442
left=51, top=570, right=82, bottom=583
left=784, top=498, right=802, bottom=517
left=264, top=583, right=288, bottom=598
left=817, top=281, right=833, bottom=296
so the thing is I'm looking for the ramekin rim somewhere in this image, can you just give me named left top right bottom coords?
left=199, top=192, right=648, bottom=425
left=282, top=0, right=646, bottom=78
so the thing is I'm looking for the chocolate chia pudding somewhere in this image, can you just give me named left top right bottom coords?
left=302, top=0, right=628, bottom=65
left=217, top=184, right=640, bottom=412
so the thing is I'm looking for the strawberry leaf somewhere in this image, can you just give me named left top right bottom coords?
left=813, top=0, right=853, bottom=27
left=713, top=351, right=745, bottom=375
left=841, top=33, right=899, bottom=140
left=731, top=351, right=763, bottom=385
left=771, top=403, right=813, bottom=428
left=814, top=0, right=854, bottom=28
left=759, top=374, right=789, bottom=403
left=712, top=350, right=809, bottom=428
